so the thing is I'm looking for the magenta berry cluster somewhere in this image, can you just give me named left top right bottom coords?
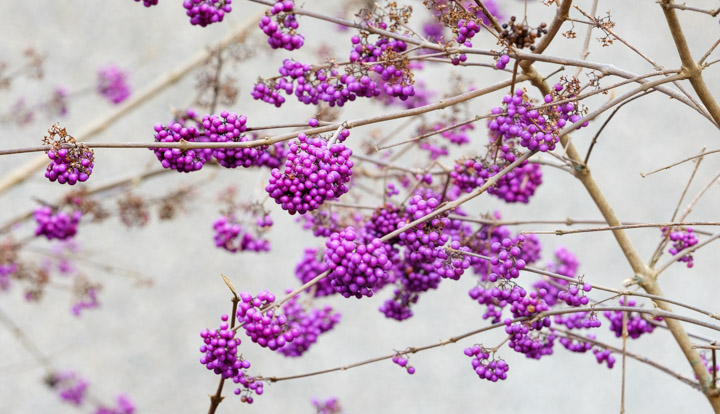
left=487, top=236, right=528, bottom=281
left=379, top=288, right=419, bottom=321
left=593, top=348, right=616, bottom=368
left=496, top=54, right=510, bottom=69
left=468, top=284, right=526, bottom=323
left=397, top=195, right=449, bottom=261
left=150, top=123, right=206, bottom=173
left=297, top=210, right=341, bottom=237
left=97, top=65, right=131, bottom=104
left=391, top=353, right=416, bottom=375
left=94, top=395, right=136, bottom=414
left=259, top=0, right=304, bottom=50
left=665, top=227, right=698, bottom=268
left=202, top=111, right=260, bottom=168
left=266, top=133, right=353, bottom=215
left=294, top=248, right=334, bottom=297
left=464, top=345, right=509, bottom=382
left=456, top=19, right=481, bottom=46
left=213, top=215, right=271, bottom=253
left=451, top=158, right=543, bottom=204
left=506, top=321, right=555, bottom=359
left=236, top=290, right=300, bottom=350
left=603, top=299, right=657, bottom=339
left=34, top=206, right=81, bottom=240
left=276, top=295, right=341, bottom=357
left=45, top=147, right=94, bottom=185
left=183, top=0, right=232, bottom=27
left=47, top=371, right=89, bottom=405
left=199, top=315, right=263, bottom=403
left=559, top=334, right=594, bottom=353
left=554, top=311, right=601, bottom=330
left=312, top=397, right=343, bottom=414
left=324, top=226, right=392, bottom=298
left=134, top=0, right=158, bottom=6
left=43, top=126, right=94, bottom=185
left=488, top=87, right=588, bottom=152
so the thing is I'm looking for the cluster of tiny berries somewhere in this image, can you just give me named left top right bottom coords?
left=294, top=248, right=334, bottom=297
left=506, top=321, right=555, bottom=359
left=593, top=348, right=616, bottom=368
left=236, top=290, right=300, bottom=350
left=278, top=295, right=341, bottom=357
left=202, top=111, right=257, bottom=168
left=603, top=299, right=657, bottom=339
left=451, top=158, right=542, bottom=203
left=199, top=315, right=263, bottom=403
left=43, top=126, right=94, bottom=185
left=464, top=345, right=509, bottom=382
left=379, top=288, right=419, bottom=321
left=259, top=0, right=304, bottom=50
left=134, top=0, right=158, bottom=6
left=488, top=87, right=587, bottom=153
left=468, top=284, right=527, bottom=323
left=212, top=215, right=271, bottom=253
left=266, top=133, right=353, bottom=215
left=34, top=206, right=82, bottom=240
left=97, top=65, right=131, bottom=104
left=47, top=371, right=89, bottom=405
left=488, top=236, right=528, bottom=281
left=297, top=210, right=341, bottom=237
left=151, top=123, right=205, bottom=172
left=391, top=353, right=416, bottom=375
left=324, top=227, right=392, bottom=298
left=183, top=0, right=232, bottom=27
left=665, top=227, right=698, bottom=268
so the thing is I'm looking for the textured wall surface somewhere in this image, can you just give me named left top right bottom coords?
left=1, top=1, right=719, bottom=413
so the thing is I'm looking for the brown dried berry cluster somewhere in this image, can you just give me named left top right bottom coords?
left=500, top=16, right=548, bottom=51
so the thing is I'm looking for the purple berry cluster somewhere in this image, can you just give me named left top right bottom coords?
left=212, top=215, right=271, bottom=253
left=534, top=246, right=580, bottom=306
left=94, top=395, right=136, bottom=414
left=451, top=158, right=543, bottom=203
left=397, top=195, right=449, bottom=261
left=468, top=284, right=526, bottom=323
left=259, top=0, right=304, bottom=50
left=47, top=371, right=89, bottom=405
left=559, top=334, right=594, bottom=353
left=43, top=125, right=94, bottom=185
left=34, top=206, right=81, bottom=240
left=554, top=311, right=601, bottom=330
left=603, top=299, right=657, bottom=339
left=506, top=321, right=555, bottom=360
left=134, top=0, right=158, bottom=6
left=488, top=87, right=588, bottom=153
left=456, top=18, right=481, bottom=46
left=487, top=236, right=528, bottom=281
left=297, top=210, right=341, bottom=237
left=464, top=345, right=509, bottom=382
left=236, top=290, right=300, bottom=350
left=277, top=295, right=341, bottom=357
left=266, top=133, right=353, bottom=215
left=665, top=227, right=698, bottom=268
left=199, top=315, right=262, bottom=403
left=312, top=397, right=343, bottom=414
left=71, top=287, right=100, bottom=316
left=593, top=348, right=616, bottom=368
left=379, top=288, right=419, bottom=321
left=294, top=248, right=334, bottom=297
left=183, top=0, right=232, bottom=27
left=97, top=65, right=131, bottom=104
left=496, top=54, right=510, bottom=69
left=391, top=353, right=416, bottom=375
left=150, top=123, right=206, bottom=173
left=202, top=111, right=258, bottom=168
left=324, top=227, right=392, bottom=298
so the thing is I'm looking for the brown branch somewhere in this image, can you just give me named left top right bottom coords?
left=660, top=0, right=720, bottom=127
left=522, top=221, right=720, bottom=236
